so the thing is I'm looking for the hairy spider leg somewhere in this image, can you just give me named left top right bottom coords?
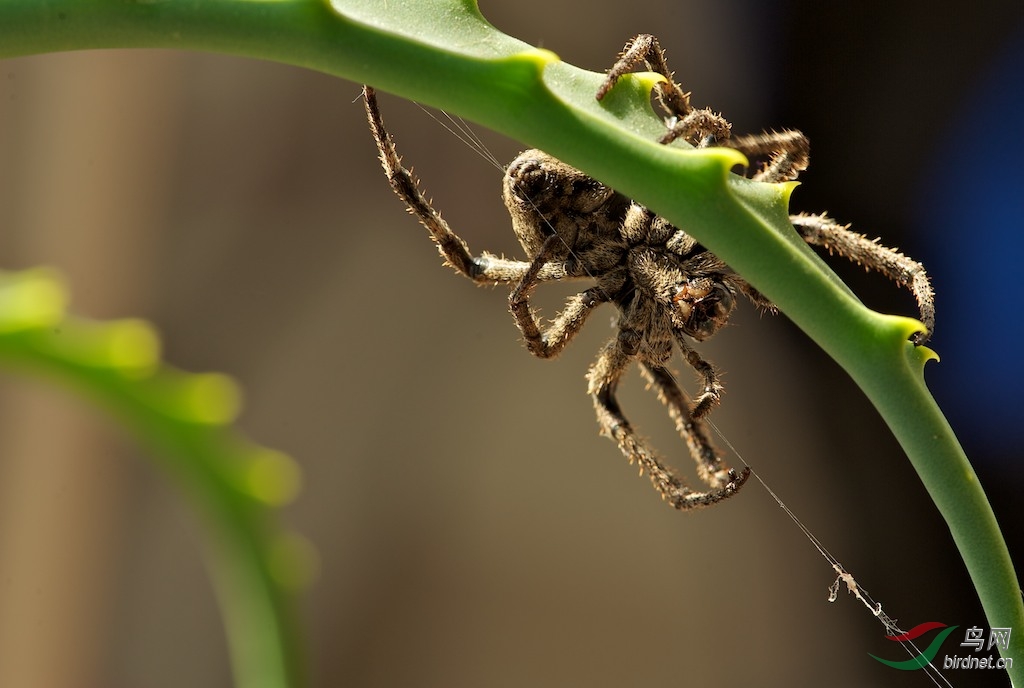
left=508, top=236, right=617, bottom=359
left=597, top=33, right=729, bottom=148
left=727, top=131, right=810, bottom=183
left=588, top=337, right=748, bottom=510
left=642, top=363, right=751, bottom=490
left=671, top=332, right=726, bottom=419
left=790, top=213, right=935, bottom=344
left=596, top=33, right=691, bottom=118
left=365, top=85, right=562, bottom=286
left=597, top=35, right=812, bottom=181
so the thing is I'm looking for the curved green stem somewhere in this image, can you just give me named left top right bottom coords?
left=0, top=269, right=307, bottom=688
left=0, top=0, right=1019, bottom=684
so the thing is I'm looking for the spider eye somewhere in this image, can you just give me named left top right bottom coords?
left=672, top=281, right=735, bottom=341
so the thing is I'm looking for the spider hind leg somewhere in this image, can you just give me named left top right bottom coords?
left=587, top=340, right=749, bottom=510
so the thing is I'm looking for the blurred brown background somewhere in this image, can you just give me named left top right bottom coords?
left=0, top=1, right=1020, bottom=686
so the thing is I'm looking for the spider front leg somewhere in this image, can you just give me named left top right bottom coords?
left=587, top=339, right=748, bottom=510
left=790, top=212, right=935, bottom=344
left=364, top=85, right=544, bottom=285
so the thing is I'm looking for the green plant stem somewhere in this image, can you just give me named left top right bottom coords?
left=0, top=271, right=303, bottom=688
left=1, top=0, right=1019, bottom=683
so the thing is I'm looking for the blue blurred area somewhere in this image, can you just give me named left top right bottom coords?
left=917, top=31, right=1024, bottom=461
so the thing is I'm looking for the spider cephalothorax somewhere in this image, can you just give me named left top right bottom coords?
left=362, top=34, right=934, bottom=510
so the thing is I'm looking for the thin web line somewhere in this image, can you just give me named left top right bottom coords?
left=706, top=416, right=955, bottom=688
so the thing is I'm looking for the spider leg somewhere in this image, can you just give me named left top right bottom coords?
left=659, top=110, right=732, bottom=148
left=508, top=235, right=615, bottom=358
left=736, top=281, right=776, bottom=313
left=727, top=130, right=810, bottom=182
left=364, top=85, right=553, bottom=285
left=596, top=34, right=692, bottom=117
left=790, top=212, right=935, bottom=344
left=596, top=35, right=732, bottom=148
left=670, top=330, right=725, bottom=419
left=587, top=339, right=749, bottom=510
left=641, top=362, right=749, bottom=493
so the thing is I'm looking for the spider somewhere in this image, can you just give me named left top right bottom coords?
left=361, top=34, right=935, bottom=511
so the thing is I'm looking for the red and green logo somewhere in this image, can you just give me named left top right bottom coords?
left=870, top=622, right=959, bottom=670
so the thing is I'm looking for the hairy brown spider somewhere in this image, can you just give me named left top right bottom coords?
left=362, top=34, right=935, bottom=510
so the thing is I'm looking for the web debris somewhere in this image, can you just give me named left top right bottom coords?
left=709, top=420, right=955, bottom=687
left=761, top=476, right=902, bottom=636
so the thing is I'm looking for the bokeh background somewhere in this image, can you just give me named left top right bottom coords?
left=0, top=1, right=1021, bottom=686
